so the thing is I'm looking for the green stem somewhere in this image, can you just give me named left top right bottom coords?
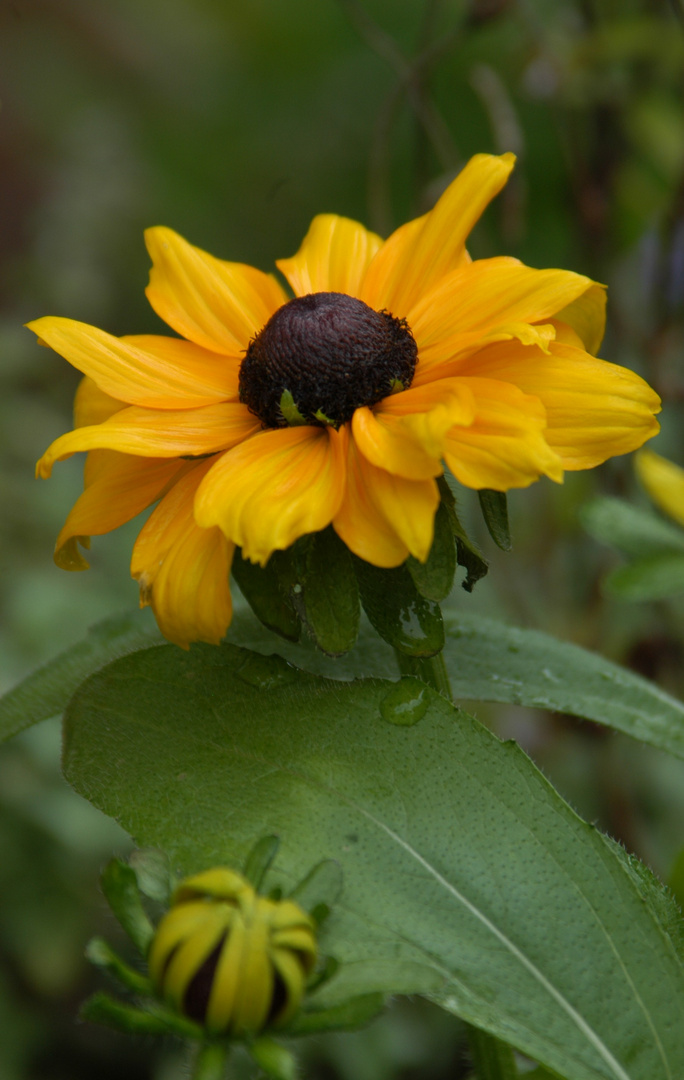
left=192, top=1041, right=231, bottom=1080
left=395, top=650, right=519, bottom=1080
left=467, top=1026, right=519, bottom=1080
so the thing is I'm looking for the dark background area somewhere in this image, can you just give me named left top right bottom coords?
left=1, top=1, right=683, bottom=1076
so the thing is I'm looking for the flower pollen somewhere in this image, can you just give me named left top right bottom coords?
left=239, top=291, right=418, bottom=428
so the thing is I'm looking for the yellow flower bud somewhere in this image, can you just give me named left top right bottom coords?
left=148, top=868, right=317, bottom=1036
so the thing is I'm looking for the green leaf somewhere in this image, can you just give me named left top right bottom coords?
left=288, top=993, right=385, bottom=1035
left=603, top=552, right=684, bottom=600
left=65, top=645, right=684, bottom=1080
left=478, top=489, right=512, bottom=552
left=581, top=498, right=684, bottom=559
left=231, top=550, right=301, bottom=643
left=442, top=612, right=684, bottom=759
left=296, top=528, right=360, bottom=656
left=407, top=501, right=457, bottom=601
left=439, top=477, right=489, bottom=592
left=0, top=610, right=162, bottom=743
left=352, top=558, right=444, bottom=656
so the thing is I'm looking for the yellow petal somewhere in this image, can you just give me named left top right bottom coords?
left=36, top=402, right=260, bottom=477
left=194, top=426, right=347, bottom=565
left=352, top=380, right=475, bottom=479
left=408, top=258, right=594, bottom=375
left=635, top=449, right=684, bottom=528
left=334, top=438, right=438, bottom=565
left=54, top=452, right=183, bottom=570
left=145, top=226, right=288, bottom=354
left=443, top=377, right=563, bottom=490
left=131, top=459, right=233, bottom=648
left=552, top=283, right=607, bottom=356
left=361, top=153, right=516, bottom=315
left=73, top=376, right=125, bottom=428
left=27, top=318, right=240, bottom=409
left=455, top=340, right=661, bottom=469
left=276, top=214, right=383, bottom=298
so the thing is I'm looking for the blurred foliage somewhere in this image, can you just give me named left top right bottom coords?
left=0, top=0, right=683, bottom=1076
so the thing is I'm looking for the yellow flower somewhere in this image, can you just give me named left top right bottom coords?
left=635, top=448, right=684, bottom=528
left=32, top=153, right=660, bottom=647
left=148, top=868, right=317, bottom=1036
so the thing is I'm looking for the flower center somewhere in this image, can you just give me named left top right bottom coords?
left=239, top=292, right=418, bottom=428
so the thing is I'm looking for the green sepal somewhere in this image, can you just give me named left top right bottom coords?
left=129, top=848, right=174, bottom=905
left=80, top=992, right=203, bottom=1039
left=306, top=954, right=340, bottom=994
left=313, top=409, right=335, bottom=426
left=407, top=501, right=457, bottom=601
left=287, top=993, right=385, bottom=1035
left=85, top=937, right=152, bottom=996
left=352, top=557, right=444, bottom=656
left=439, top=476, right=488, bottom=592
left=231, top=549, right=301, bottom=643
left=294, top=529, right=360, bottom=656
left=243, top=835, right=280, bottom=891
left=478, top=489, right=512, bottom=551
left=100, top=859, right=155, bottom=956
left=288, top=858, right=343, bottom=918
left=279, top=390, right=307, bottom=426
left=250, top=1038, right=297, bottom=1080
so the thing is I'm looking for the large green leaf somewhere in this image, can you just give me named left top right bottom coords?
left=441, top=613, right=684, bottom=759
left=0, top=611, right=162, bottom=742
left=227, top=608, right=684, bottom=760
left=64, top=644, right=684, bottom=1080
left=603, top=553, right=684, bottom=600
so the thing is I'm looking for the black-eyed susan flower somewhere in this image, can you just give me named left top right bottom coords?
left=147, top=868, right=317, bottom=1036
left=31, top=153, right=661, bottom=646
left=636, top=448, right=684, bottom=527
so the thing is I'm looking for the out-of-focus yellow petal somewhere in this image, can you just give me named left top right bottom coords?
left=353, top=379, right=475, bottom=479
left=408, top=258, right=594, bottom=376
left=444, top=377, right=563, bottom=490
left=361, top=153, right=516, bottom=316
left=552, top=283, right=607, bottom=356
left=27, top=318, right=240, bottom=408
left=36, top=403, right=260, bottom=477
left=276, top=214, right=382, bottom=299
left=334, top=437, right=438, bottom=565
left=194, top=426, right=347, bottom=565
left=73, top=376, right=125, bottom=427
left=636, top=449, right=684, bottom=528
left=145, top=226, right=288, bottom=354
left=54, top=452, right=183, bottom=570
left=455, top=340, right=661, bottom=469
left=131, top=459, right=233, bottom=648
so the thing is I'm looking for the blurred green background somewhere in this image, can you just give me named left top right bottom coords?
left=1, top=0, right=684, bottom=1076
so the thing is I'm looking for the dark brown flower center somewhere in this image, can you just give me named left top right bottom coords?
left=238, top=292, right=417, bottom=428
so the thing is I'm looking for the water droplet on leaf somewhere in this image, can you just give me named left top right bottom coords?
left=380, top=678, right=431, bottom=726
left=236, top=652, right=297, bottom=690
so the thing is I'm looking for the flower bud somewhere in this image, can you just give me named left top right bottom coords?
left=148, top=868, right=317, bottom=1036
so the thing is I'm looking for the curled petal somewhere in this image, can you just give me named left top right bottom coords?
left=36, top=402, right=260, bottom=477
left=27, top=318, right=240, bottom=408
left=276, top=214, right=382, bottom=299
left=455, top=341, right=661, bottom=469
left=73, top=376, right=125, bottom=427
left=361, top=153, right=516, bottom=315
left=55, top=451, right=184, bottom=570
left=409, top=258, right=594, bottom=379
left=353, top=380, right=475, bottom=480
left=131, top=459, right=233, bottom=648
left=443, top=378, right=563, bottom=490
left=636, top=449, right=684, bottom=528
left=334, top=438, right=438, bottom=565
left=145, top=226, right=288, bottom=354
left=552, top=283, right=607, bottom=356
left=195, top=426, right=348, bottom=565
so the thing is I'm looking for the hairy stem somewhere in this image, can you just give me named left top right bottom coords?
left=192, top=1041, right=230, bottom=1080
